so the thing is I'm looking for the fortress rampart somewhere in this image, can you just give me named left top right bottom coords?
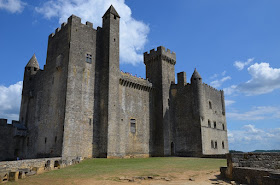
left=144, top=46, right=176, bottom=65
left=120, top=72, right=153, bottom=92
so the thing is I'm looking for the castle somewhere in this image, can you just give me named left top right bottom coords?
left=0, top=6, right=228, bottom=161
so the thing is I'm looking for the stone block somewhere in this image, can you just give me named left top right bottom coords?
left=8, top=171, right=19, bottom=181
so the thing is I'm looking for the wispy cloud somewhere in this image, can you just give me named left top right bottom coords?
left=210, top=71, right=231, bottom=88
left=35, top=0, right=149, bottom=65
left=0, top=81, right=22, bottom=122
left=228, top=124, right=280, bottom=151
left=210, top=76, right=231, bottom=88
left=225, top=100, right=235, bottom=106
left=227, top=106, right=280, bottom=121
left=234, top=58, right=254, bottom=71
left=0, top=0, right=26, bottom=13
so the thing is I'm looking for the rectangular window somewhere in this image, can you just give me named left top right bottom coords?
left=130, top=119, right=136, bottom=133
left=86, top=54, right=92, bottom=63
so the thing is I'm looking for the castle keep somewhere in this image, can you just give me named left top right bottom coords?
left=0, top=6, right=228, bottom=161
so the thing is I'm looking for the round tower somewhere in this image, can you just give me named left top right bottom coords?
left=20, top=54, right=39, bottom=125
left=191, top=69, right=205, bottom=120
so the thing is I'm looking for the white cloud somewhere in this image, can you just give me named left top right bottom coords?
left=35, top=0, right=149, bottom=65
left=0, top=81, right=22, bottom=122
left=0, top=0, right=26, bottom=13
left=225, top=100, right=235, bottom=106
left=224, top=62, right=280, bottom=96
left=210, top=76, right=231, bottom=88
left=234, top=58, right=254, bottom=71
left=227, top=106, right=280, bottom=121
left=238, top=62, right=280, bottom=95
left=223, top=85, right=237, bottom=96
left=228, top=124, right=280, bottom=151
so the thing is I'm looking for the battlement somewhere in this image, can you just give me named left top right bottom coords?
left=49, top=15, right=95, bottom=39
left=203, top=83, right=219, bottom=92
left=144, top=46, right=176, bottom=65
left=120, top=72, right=153, bottom=92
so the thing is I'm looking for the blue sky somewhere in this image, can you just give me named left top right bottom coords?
left=0, top=0, right=279, bottom=152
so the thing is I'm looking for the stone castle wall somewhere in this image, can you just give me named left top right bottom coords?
left=201, top=84, right=228, bottom=155
left=117, top=73, right=153, bottom=157
left=61, top=15, right=97, bottom=160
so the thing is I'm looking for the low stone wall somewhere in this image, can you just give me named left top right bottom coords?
left=221, top=153, right=280, bottom=185
left=0, top=157, right=82, bottom=183
left=229, top=153, right=280, bottom=169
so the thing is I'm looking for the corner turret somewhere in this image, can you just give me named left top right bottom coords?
left=25, top=54, right=39, bottom=75
left=191, top=68, right=202, bottom=83
left=191, top=68, right=205, bottom=120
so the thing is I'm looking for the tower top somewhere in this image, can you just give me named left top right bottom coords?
left=191, top=68, right=202, bottom=79
left=102, top=5, right=120, bottom=18
left=26, top=54, right=39, bottom=69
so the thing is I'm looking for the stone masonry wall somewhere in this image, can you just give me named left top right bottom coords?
left=0, top=121, right=15, bottom=161
left=118, top=73, right=153, bottom=158
left=201, top=84, right=228, bottom=155
left=62, top=15, right=96, bottom=160
left=170, top=84, right=202, bottom=157
left=228, top=153, right=280, bottom=170
left=221, top=153, right=280, bottom=185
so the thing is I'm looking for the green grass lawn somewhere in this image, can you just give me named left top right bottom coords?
left=7, top=157, right=226, bottom=185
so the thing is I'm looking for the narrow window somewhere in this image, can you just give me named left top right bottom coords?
left=114, top=15, right=117, bottom=19
left=215, top=141, right=217, bottom=149
left=209, top=101, right=212, bottom=109
left=214, top=121, right=217, bottom=129
left=208, top=120, right=211, bottom=128
left=45, top=137, right=47, bottom=144
left=222, top=141, right=225, bottom=149
left=130, top=119, right=136, bottom=133
left=86, top=53, right=92, bottom=63
left=211, top=140, right=214, bottom=148
left=89, top=118, right=91, bottom=125
left=222, top=124, right=225, bottom=130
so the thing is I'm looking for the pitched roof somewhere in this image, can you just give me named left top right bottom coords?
left=102, top=5, right=120, bottom=18
left=26, top=54, right=39, bottom=69
left=191, top=68, right=202, bottom=79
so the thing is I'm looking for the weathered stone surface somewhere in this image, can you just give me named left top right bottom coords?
left=221, top=153, right=280, bottom=185
left=1, top=5, right=228, bottom=161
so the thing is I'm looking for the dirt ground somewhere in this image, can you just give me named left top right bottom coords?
left=14, top=169, right=233, bottom=185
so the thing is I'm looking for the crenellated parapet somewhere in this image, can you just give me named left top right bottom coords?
left=202, top=83, right=220, bottom=92
left=48, top=15, right=95, bottom=39
left=120, top=72, right=153, bottom=92
left=144, top=46, right=176, bottom=65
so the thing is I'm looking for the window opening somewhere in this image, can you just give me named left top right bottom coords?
left=208, top=120, right=211, bottom=128
left=86, top=53, right=92, bottom=63
left=214, top=121, right=217, bottom=129
left=45, top=137, right=47, bottom=144
left=211, top=140, right=214, bottom=149
left=130, top=119, right=136, bottom=133
left=89, top=118, right=92, bottom=125
left=222, top=141, right=225, bottom=149
left=215, top=141, right=217, bottom=149
left=222, top=124, right=225, bottom=130
left=209, top=101, right=212, bottom=109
